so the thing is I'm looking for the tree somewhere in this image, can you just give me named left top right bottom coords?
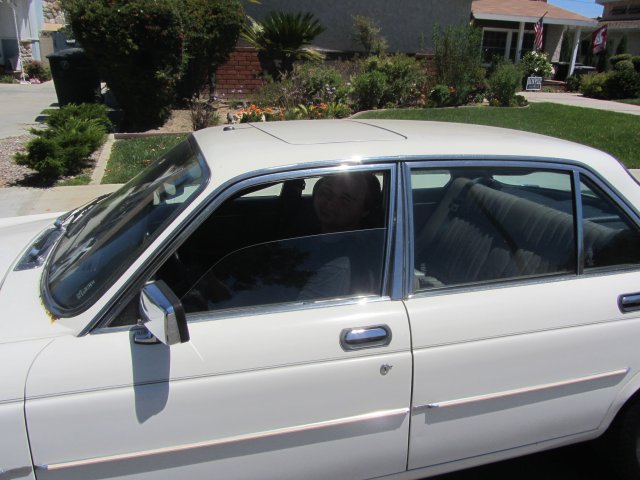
left=176, top=0, right=244, bottom=99
left=351, top=15, right=388, bottom=56
left=62, top=0, right=185, bottom=131
left=432, top=24, right=485, bottom=106
left=241, top=11, right=326, bottom=78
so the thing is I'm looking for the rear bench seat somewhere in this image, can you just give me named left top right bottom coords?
left=414, top=177, right=621, bottom=289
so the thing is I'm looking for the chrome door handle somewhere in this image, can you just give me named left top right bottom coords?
left=619, top=292, right=640, bottom=313
left=340, top=325, right=391, bottom=351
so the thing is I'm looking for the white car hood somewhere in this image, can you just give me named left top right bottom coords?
left=0, top=213, right=74, bottom=343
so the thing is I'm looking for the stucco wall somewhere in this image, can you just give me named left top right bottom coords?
left=609, top=32, right=640, bottom=55
left=243, top=0, right=473, bottom=53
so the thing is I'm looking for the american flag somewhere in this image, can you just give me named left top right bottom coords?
left=534, top=14, right=545, bottom=51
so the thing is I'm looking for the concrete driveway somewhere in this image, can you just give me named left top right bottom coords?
left=521, top=91, right=640, bottom=116
left=0, top=81, right=58, bottom=138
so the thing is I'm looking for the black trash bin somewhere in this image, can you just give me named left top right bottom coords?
left=47, top=48, right=100, bottom=106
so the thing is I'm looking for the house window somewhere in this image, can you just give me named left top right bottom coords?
left=482, top=30, right=509, bottom=63
left=482, top=29, right=536, bottom=64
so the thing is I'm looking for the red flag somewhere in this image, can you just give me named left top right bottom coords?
left=534, top=15, right=544, bottom=51
left=592, top=25, right=608, bottom=54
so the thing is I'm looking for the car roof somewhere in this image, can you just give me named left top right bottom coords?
left=191, top=119, right=636, bottom=199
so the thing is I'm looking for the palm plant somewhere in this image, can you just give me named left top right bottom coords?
left=241, top=11, right=326, bottom=77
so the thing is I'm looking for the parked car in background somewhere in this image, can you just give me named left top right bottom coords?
left=3, top=120, right=640, bottom=480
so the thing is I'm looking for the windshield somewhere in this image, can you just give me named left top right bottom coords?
left=44, top=137, right=209, bottom=315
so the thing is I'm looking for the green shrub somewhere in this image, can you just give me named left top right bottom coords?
left=15, top=104, right=109, bottom=177
left=580, top=72, right=609, bottom=99
left=610, top=53, right=633, bottom=67
left=0, top=74, right=14, bottom=84
left=520, top=51, right=553, bottom=78
left=565, top=75, right=581, bottom=92
left=23, top=60, right=51, bottom=81
left=432, top=24, right=485, bottom=106
left=351, top=70, right=387, bottom=110
left=46, top=103, right=112, bottom=131
left=241, top=11, right=326, bottom=77
left=252, top=63, right=348, bottom=110
left=176, top=0, right=244, bottom=99
left=513, top=94, right=528, bottom=107
left=428, top=84, right=450, bottom=108
left=293, top=63, right=349, bottom=103
left=62, top=0, right=185, bottom=131
left=356, top=54, right=427, bottom=108
left=252, top=77, right=302, bottom=110
left=614, top=60, right=635, bottom=72
left=488, top=62, right=522, bottom=107
left=605, top=69, right=640, bottom=99
left=633, top=57, right=640, bottom=73
left=374, top=54, right=427, bottom=107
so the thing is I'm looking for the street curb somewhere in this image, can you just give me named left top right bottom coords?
left=90, top=133, right=115, bottom=185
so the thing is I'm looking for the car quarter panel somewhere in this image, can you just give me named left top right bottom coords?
left=25, top=302, right=412, bottom=480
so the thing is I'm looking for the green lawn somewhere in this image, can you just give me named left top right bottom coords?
left=357, top=103, right=640, bottom=168
left=102, top=134, right=187, bottom=184
left=617, top=98, right=640, bottom=106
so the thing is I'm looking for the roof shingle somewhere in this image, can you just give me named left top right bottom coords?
left=472, top=0, right=596, bottom=24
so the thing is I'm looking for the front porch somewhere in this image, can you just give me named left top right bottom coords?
left=472, top=0, right=597, bottom=76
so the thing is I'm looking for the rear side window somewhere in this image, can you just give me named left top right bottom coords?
left=411, top=167, right=576, bottom=291
left=580, top=175, right=640, bottom=270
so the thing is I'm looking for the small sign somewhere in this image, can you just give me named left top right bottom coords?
left=526, top=76, right=543, bottom=91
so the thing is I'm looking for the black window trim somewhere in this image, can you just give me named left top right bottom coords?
left=91, top=163, right=399, bottom=333
left=403, top=159, right=640, bottom=300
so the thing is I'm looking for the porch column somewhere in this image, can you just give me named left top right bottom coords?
left=505, top=31, right=513, bottom=60
left=516, top=21, right=525, bottom=62
left=569, top=28, right=582, bottom=76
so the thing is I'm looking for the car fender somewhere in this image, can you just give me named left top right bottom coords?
left=0, top=338, right=53, bottom=480
left=599, top=369, right=640, bottom=434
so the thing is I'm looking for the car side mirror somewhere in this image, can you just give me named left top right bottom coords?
left=138, top=280, right=189, bottom=346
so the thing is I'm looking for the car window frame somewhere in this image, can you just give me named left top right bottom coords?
left=92, top=162, right=400, bottom=332
left=403, top=159, right=640, bottom=300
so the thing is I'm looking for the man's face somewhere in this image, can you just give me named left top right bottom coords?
left=313, top=175, right=368, bottom=233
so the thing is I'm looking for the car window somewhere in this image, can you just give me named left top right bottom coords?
left=46, top=138, right=207, bottom=314
left=580, top=175, right=640, bottom=270
left=156, top=170, right=389, bottom=315
left=411, top=167, right=576, bottom=291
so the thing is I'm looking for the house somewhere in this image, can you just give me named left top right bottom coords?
left=596, top=0, right=640, bottom=55
left=0, top=0, right=66, bottom=72
left=242, top=0, right=473, bottom=54
left=471, top=0, right=597, bottom=76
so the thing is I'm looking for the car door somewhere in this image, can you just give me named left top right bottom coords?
left=404, top=162, right=640, bottom=470
left=24, top=165, right=413, bottom=480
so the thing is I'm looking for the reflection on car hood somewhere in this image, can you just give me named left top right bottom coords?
left=0, top=213, right=59, bottom=284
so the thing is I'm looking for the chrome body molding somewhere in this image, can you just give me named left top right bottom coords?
left=36, top=408, right=410, bottom=471
left=415, top=369, right=630, bottom=410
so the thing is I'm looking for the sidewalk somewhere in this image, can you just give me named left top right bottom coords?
left=520, top=91, right=640, bottom=116
left=0, top=82, right=58, bottom=138
left=0, top=184, right=122, bottom=218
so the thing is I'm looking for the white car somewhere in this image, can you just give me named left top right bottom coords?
left=2, top=119, right=640, bottom=480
